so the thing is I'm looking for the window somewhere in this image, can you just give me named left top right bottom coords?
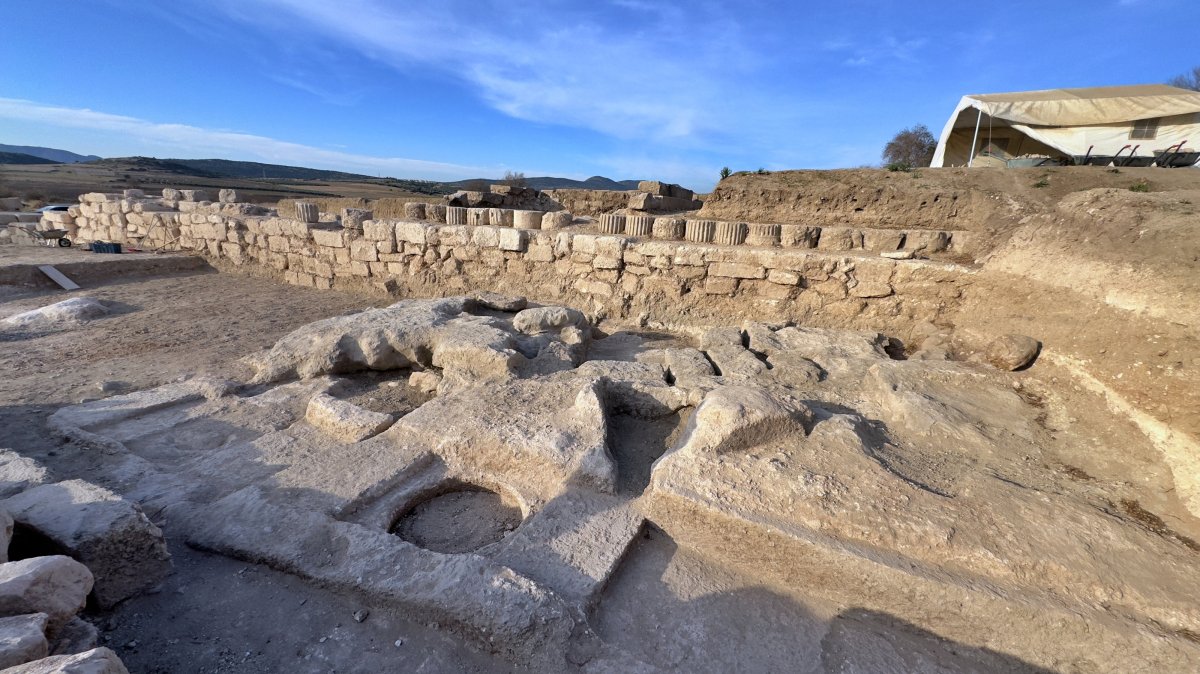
left=1130, top=118, right=1159, bottom=140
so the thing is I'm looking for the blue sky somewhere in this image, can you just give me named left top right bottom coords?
left=2, top=0, right=1197, bottom=190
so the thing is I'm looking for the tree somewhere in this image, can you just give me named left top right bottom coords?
left=719, top=166, right=732, bottom=180
left=1168, top=66, right=1200, bottom=91
left=501, top=171, right=527, bottom=187
left=882, top=124, right=937, bottom=168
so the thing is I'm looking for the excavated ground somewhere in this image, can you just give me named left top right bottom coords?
left=1, top=255, right=1197, bottom=672
left=1, top=166, right=1197, bottom=673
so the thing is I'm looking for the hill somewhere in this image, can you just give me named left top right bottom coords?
left=448, top=175, right=642, bottom=191
left=0, top=151, right=57, bottom=165
left=0, top=144, right=100, bottom=163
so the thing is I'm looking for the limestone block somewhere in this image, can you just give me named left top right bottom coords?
left=703, top=277, right=738, bottom=295
left=498, top=228, right=527, bottom=252
left=217, top=189, right=238, bottom=203
left=767, top=269, right=800, bottom=285
left=425, top=204, right=447, bottom=224
left=403, top=202, right=427, bottom=220
left=709, top=262, right=765, bottom=279
left=714, top=221, right=748, bottom=246
left=446, top=206, right=468, bottom=226
left=40, top=212, right=74, bottom=226
left=490, top=208, right=514, bottom=227
left=472, top=226, right=500, bottom=248
left=746, top=223, right=781, bottom=247
left=121, top=189, right=143, bottom=199
left=294, top=202, right=319, bottom=224
left=625, top=215, right=653, bottom=237
left=4, top=647, right=128, bottom=674
left=0, top=557, right=92, bottom=629
left=685, top=220, right=716, bottom=243
left=598, top=214, right=625, bottom=235
left=179, top=190, right=209, bottom=202
left=394, top=220, right=427, bottom=245
left=512, top=210, right=542, bottom=230
left=861, top=228, right=904, bottom=251
left=341, top=208, right=372, bottom=231
left=513, top=306, right=587, bottom=334
left=350, top=239, right=378, bottom=262
left=466, top=208, right=490, bottom=226
left=818, top=227, right=863, bottom=251
left=306, top=393, right=395, bottom=442
left=0, top=482, right=170, bottom=609
left=311, top=227, right=346, bottom=248
left=0, top=613, right=49, bottom=669
left=362, top=220, right=392, bottom=243
left=904, top=230, right=950, bottom=253
left=780, top=225, right=819, bottom=248
left=652, top=217, right=685, bottom=240
left=541, top=211, right=572, bottom=230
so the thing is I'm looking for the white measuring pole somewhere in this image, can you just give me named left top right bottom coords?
left=967, top=107, right=983, bottom=167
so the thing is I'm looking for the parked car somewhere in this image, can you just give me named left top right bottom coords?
left=36, top=204, right=73, bottom=213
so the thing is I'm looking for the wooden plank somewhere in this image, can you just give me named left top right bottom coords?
left=37, top=265, right=80, bottom=290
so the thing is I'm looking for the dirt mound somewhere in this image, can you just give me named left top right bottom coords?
left=699, top=166, right=1200, bottom=234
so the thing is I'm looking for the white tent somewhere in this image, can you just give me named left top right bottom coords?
left=931, top=84, right=1200, bottom=167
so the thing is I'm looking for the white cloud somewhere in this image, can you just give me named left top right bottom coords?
left=200, top=0, right=782, bottom=147
left=0, top=97, right=492, bottom=181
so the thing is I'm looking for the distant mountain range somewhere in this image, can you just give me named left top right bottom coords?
left=0, top=144, right=101, bottom=163
left=0, top=145, right=643, bottom=192
left=0, top=151, right=58, bottom=165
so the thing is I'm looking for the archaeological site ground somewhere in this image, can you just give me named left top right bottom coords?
left=0, top=166, right=1197, bottom=673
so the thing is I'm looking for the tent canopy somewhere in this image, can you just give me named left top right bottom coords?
left=931, top=84, right=1200, bottom=167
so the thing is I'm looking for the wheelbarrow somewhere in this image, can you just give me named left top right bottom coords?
left=6, top=224, right=72, bottom=247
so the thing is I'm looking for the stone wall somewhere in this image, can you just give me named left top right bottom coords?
left=43, top=189, right=977, bottom=335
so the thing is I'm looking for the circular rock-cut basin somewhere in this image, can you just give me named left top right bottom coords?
left=391, top=484, right=523, bottom=554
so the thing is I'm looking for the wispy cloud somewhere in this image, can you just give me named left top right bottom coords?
left=0, top=98, right=492, bottom=180
left=199, top=0, right=786, bottom=147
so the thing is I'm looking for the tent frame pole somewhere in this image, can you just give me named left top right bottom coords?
left=968, top=108, right=983, bottom=167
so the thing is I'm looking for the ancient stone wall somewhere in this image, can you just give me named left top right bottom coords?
left=44, top=190, right=977, bottom=334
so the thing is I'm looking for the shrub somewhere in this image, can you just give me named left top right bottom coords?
left=719, top=167, right=732, bottom=180
left=1130, top=180, right=1150, bottom=193
left=882, top=124, right=937, bottom=168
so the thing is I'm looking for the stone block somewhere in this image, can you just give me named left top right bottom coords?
left=217, top=189, right=238, bottom=203
left=122, top=189, right=144, bottom=199
left=446, top=206, right=468, bottom=226
left=904, top=230, right=950, bottom=253
left=512, top=210, right=542, bottom=230
left=746, top=223, right=781, bottom=247
left=341, top=208, right=372, bottom=231
left=652, top=217, right=685, bottom=240
left=767, top=269, right=800, bottom=285
left=498, top=228, right=527, bottom=252
left=0, top=557, right=92, bottom=629
left=0, top=452, right=48, bottom=501
left=541, top=211, right=572, bottom=230
left=489, top=208, right=513, bottom=227
left=714, top=221, right=748, bottom=246
left=685, top=220, right=716, bottom=243
left=403, top=202, right=427, bottom=220
left=0, top=481, right=171, bottom=609
left=598, top=214, right=625, bottom=235
left=311, top=227, right=346, bottom=248
left=625, top=215, right=653, bottom=237
left=294, top=202, right=319, bottom=224
left=472, top=226, right=500, bottom=248
left=362, top=219, right=394, bottom=242
left=179, top=190, right=209, bottom=202
left=423, top=203, right=446, bottom=224
left=350, top=239, right=378, bottom=262
left=817, top=227, right=863, bottom=251
left=861, top=228, right=904, bottom=251
left=780, top=225, right=819, bottom=248
left=466, top=208, right=490, bottom=226
left=709, top=262, right=765, bottom=279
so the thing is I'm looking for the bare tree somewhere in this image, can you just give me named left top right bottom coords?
left=882, top=124, right=937, bottom=168
left=1168, top=66, right=1200, bottom=91
left=501, top=171, right=527, bottom=187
